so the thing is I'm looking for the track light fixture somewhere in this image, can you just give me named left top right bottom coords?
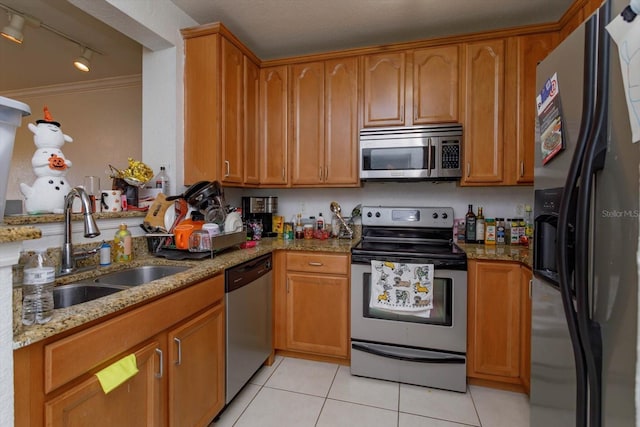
left=1, top=13, right=24, bottom=43
left=0, top=2, right=101, bottom=72
left=73, top=47, right=93, bottom=72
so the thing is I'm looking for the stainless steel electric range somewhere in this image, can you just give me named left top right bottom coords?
left=350, top=206, right=468, bottom=392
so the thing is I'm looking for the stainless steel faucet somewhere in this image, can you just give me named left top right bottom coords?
left=60, top=187, right=101, bottom=275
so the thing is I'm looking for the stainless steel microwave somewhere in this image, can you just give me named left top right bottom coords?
left=359, top=124, right=463, bottom=181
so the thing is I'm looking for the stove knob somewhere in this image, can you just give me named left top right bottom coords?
left=432, top=213, right=438, bottom=219
left=442, top=212, right=448, bottom=219
left=375, top=212, right=381, bottom=218
left=367, top=212, right=373, bottom=218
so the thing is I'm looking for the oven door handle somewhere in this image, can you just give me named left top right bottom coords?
left=352, top=342, right=465, bottom=364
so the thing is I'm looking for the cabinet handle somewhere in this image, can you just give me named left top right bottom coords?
left=286, top=278, right=289, bottom=293
left=466, top=162, right=470, bottom=177
left=282, top=168, right=285, bottom=181
left=225, top=160, right=230, bottom=177
left=529, top=279, right=533, bottom=299
left=319, top=167, right=323, bottom=180
left=325, top=167, right=328, bottom=182
left=520, top=161, right=525, bottom=177
left=308, top=262, right=323, bottom=267
left=155, top=348, right=163, bottom=378
left=174, top=337, right=182, bottom=366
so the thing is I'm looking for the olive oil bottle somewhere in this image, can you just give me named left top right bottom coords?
left=465, top=204, right=477, bottom=244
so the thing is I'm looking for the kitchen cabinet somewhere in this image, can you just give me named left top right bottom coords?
left=14, top=274, right=225, bottom=427
left=259, top=65, right=289, bottom=186
left=520, top=266, right=532, bottom=393
left=182, top=23, right=260, bottom=186
left=467, top=259, right=531, bottom=392
left=362, top=52, right=406, bottom=127
left=168, top=304, right=225, bottom=427
left=290, top=57, right=359, bottom=186
left=460, top=39, right=509, bottom=185
left=244, top=56, right=260, bottom=185
left=513, top=32, right=558, bottom=184
left=274, top=251, right=350, bottom=359
left=410, top=45, right=460, bottom=124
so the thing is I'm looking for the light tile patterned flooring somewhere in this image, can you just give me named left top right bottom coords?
left=210, top=356, right=530, bottom=427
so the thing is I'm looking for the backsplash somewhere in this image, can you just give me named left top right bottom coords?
left=225, top=182, right=533, bottom=224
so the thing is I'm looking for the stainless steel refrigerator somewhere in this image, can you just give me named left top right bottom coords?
left=531, top=0, right=639, bottom=426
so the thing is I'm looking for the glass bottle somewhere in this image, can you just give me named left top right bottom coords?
left=475, top=206, right=485, bottom=244
left=22, top=250, right=55, bottom=325
left=524, top=204, right=534, bottom=241
left=316, top=213, right=324, bottom=230
left=114, top=223, right=133, bottom=262
left=295, top=213, right=304, bottom=239
left=465, top=204, right=477, bottom=244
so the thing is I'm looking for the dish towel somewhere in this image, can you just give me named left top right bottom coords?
left=95, top=354, right=139, bottom=394
left=370, top=260, right=434, bottom=318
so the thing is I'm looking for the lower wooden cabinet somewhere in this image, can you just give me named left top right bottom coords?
left=467, top=259, right=531, bottom=392
left=274, top=251, right=350, bottom=359
left=14, top=274, right=225, bottom=427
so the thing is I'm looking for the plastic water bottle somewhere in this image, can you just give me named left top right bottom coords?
left=154, top=166, right=170, bottom=194
left=22, top=250, right=55, bottom=325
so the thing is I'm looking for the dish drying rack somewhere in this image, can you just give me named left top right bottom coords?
left=145, top=230, right=246, bottom=260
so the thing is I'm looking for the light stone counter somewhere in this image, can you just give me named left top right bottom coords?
left=455, top=243, right=532, bottom=268
left=13, top=236, right=357, bottom=349
left=0, top=226, right=41, bottom=243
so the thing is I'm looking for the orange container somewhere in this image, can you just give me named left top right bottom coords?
left=173, top=219, right=204, bottom=249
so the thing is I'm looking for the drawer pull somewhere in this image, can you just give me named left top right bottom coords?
left=155, top=348, right=163, bottom=378
left=308, top=262, right=323, bottom=267
left=174, top=337, right=182, bottom=366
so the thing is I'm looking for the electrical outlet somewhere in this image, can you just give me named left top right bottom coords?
left=299, top=202, right=305, bottom=214
left=515, top=204, right=524, bottom=217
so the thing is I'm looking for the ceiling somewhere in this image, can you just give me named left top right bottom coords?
left=0, top=0, right=575, bottom=92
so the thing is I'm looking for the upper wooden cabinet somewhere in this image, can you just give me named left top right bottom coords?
left=513, top=32, right=558, bottom=184
left=290, top=57, right=359, bottom=186
left=259, top=65, right=289, bottom=186
left=244, top=57, right=260, bottom=185
left=460, top=39, right=507, bottom=185
left=182, top=23, right=260, bottom=186
left=362, top=52, right=406, bottom=127
left=411, top=46, right=460, bottom=124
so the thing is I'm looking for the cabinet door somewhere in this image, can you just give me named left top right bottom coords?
left=325, top=57, right=359, bottom=185
left=461, top=40, right=505, bottom=184
left=520, top=266, right=533, bottom=394
left=412, top=46, right=459, bottom=124
left=286, top=272, right=349, bottom=357
left=514, top=33, right=558, bottom=184
left=467, top=260, right=521, bottom=380
left=244, top=57, right=260, bottom=184
left=184, top=34, right=220, bottom=184
left=259, top=66, right=289, bottom=185
left=362, top=52, right=406, bottom=127
left=45, top=341, right=163, bottom=427
left=220, top=38, right=244, bottom=184
left=291, top=61, right=325, bottom=185
left=168, top=303, right=225, bottom=427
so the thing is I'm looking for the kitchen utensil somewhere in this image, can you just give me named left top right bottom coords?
left=143, top=193, right=173, bottom=229
left=224, top=211, right=243, bottom=233
left=188, top=229, right=211, bottom=252
left=100, top=189, right=122, bottom=212
left=202, top=222, right=220, bottom=237
left=330, top=201, right=353, bottom=238
left=165, top=181, right=209, bottom=202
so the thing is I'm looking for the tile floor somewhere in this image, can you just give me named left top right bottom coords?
left=210, top=356, right=530, bottom=427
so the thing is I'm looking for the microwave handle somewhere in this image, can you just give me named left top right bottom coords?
left=427, top=138, right=432, bottom=177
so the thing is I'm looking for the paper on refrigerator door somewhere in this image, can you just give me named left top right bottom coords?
left=607, top=12, right=640, bottom=143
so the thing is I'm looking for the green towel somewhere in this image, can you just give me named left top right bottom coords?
left=95, top=354, right=139, bottom=394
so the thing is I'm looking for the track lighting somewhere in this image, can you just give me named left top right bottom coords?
left=1, top=13, right=24, bottom=43
left=0, top=2, right=101, bottom=72
left=73, top=48, right=93, bottom=72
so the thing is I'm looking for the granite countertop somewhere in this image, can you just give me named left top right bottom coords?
left=455, top=243, right=532, bottom=268
left=4, top=210, right=146, bottom=226
left=0, top=225, right=41, bottom=243
left=13, top=236, right=357, bottom=349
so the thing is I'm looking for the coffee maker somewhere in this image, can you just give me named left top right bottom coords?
left=241, top=196, right=278, bottom=237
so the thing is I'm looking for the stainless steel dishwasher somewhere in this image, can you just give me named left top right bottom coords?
left=225, top=253, right=272, bottom=404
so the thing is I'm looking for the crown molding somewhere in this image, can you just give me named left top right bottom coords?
left=0, top=74, right=142, bottom=99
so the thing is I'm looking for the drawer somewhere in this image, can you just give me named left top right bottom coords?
left=286, top=252, right=349, bottom=275
left=44, top=274, right=224, bottom=393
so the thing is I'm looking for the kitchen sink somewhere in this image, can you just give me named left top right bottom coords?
left=54, top=265, right=190, bottom=308
left=54, top=283, right=129, bottom=309
left=92, top=265, right=190, bottom=286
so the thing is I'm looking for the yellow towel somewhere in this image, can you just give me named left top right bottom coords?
left=95, top=354, right=139, bottom=394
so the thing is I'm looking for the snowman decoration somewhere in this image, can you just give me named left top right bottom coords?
left=20, top=106, right=73, bottom=214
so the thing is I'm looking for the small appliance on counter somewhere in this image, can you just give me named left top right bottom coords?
left=241, top=196, right=278, bottom=237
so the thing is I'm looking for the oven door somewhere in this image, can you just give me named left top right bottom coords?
left=351, top=261, right=467, bottom=353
